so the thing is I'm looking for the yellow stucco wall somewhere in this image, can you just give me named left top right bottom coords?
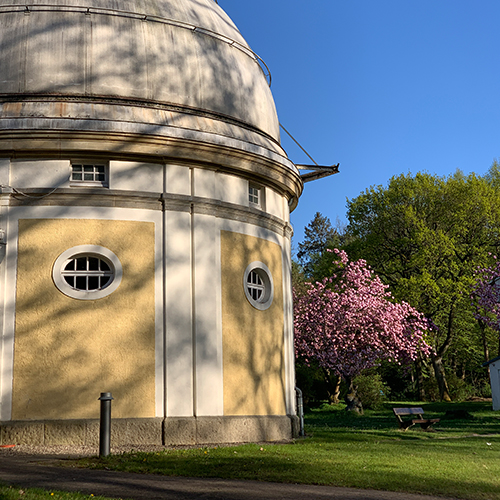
left=221, top=231, right=286, bottom=416
left=13, top=218, right=156, bottom=420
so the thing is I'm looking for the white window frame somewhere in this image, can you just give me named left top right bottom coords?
left=70, top=161, right=109, bottom=187
left=249, top=183, right=264, bottom=209
left=243, top=261, right=274, bottom=310
left=52, top=245, right=122, bottom=300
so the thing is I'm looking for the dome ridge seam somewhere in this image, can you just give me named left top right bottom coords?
left=0, top=93, right=280, bottom=146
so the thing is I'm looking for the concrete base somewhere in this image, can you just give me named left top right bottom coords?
left=0, top=416, right=297, bottom=446
left=0, top=418, right=164, bottom=446
left=163, top=416, right=297, bottom=445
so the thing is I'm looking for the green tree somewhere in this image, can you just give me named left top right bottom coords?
left=484, top=159, right=500, bottom=190
left=297, top=212, right=342, bottom=278
left=345, top=171, right=500, bottom=401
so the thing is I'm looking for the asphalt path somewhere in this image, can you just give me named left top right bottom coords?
left=0, top=451, right=458, bottom=500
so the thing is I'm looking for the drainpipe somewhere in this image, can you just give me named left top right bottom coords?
left=295, top=387, right=305, bottom=437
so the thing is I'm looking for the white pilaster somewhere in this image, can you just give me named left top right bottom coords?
left=0, top=208, right=17, bottom=421
left=192, top=212, right=223, bottom=416
left=282, top=233, right=296, bottom=415
left=164, top=210, right=194, bottom=416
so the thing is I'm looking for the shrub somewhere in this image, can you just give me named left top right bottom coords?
left=353, top=371, right=390, bottom=409
left=421, top=376, right=440, bottom=401
left=479, top=380, right=492, bottom=398
left=446, top=373, right=476, bottom=401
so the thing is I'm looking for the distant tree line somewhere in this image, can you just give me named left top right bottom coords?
left=294, top=162, right=500, bottom=407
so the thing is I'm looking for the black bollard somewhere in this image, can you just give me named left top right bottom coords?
left=98, top=392, right=113, bottom=457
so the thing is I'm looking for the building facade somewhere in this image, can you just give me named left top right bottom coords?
left=0, top=0, right=303, bottom=445
left=484, top=356, right=500, bottom=411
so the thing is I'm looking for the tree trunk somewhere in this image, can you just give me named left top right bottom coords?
left=322, top=369, right=341, bottom=404
left=344, top=376, right=363, bottom=414
left=432, top=355, right=452, bottom=402
left=330, top=376, right=341, bottom=404
left=415, top=357, right=426, bottom=401
left=430, top=301, right=455, bottom=402
left=477, top=319, right=490, bottom=363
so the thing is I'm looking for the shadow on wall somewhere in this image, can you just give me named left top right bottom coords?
left=12, top=217, right=157, bottom=421
left=1, top=0, right=291, bottom=427
left=220, top=231, right=287, bottom=419
left=0, top=4, right=278, bottom=138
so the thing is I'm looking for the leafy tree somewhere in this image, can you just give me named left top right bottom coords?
left=345, top=171, right=500, bottom=400
left=484, top=159, right=500, bottom=190
left=293, top=249, right=431, bottom=410
left=297, top=212, right=340, bottom=277
left=291, top=260, right=308, bottom=296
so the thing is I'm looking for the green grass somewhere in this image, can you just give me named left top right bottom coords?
left=0, top=484, right=121, bottom=500
left=72, top=401, right=500, bottom=500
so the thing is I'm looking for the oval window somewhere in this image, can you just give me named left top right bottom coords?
left=53, top=245, right=122, bottom=300
left=243, top=262, right=273, bottom=310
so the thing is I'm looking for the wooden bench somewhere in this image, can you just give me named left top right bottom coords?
left=393, top=407, right=440, bottom=430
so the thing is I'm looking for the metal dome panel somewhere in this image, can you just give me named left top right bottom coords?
left=0, top=0, right=280, bottom=140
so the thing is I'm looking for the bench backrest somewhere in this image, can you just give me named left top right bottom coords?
left=393, top=407, right=424, bottom=416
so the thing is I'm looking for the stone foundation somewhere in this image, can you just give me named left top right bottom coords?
left=0, top=416, right=297, bottom=446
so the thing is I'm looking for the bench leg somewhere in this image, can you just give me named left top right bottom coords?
left=419, top=422, right=434, bottom=430
left=399, top=421, right=414, bottom=431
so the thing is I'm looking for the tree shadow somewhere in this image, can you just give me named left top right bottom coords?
left=0, top=0, right=296, bottom=442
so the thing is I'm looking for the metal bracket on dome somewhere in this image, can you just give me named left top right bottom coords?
left=280, top=123, right=339, bottom=183
left=297, top=164, right=340, bottom=183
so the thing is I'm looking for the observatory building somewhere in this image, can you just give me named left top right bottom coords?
left=0, top=0, right=303, bottom=445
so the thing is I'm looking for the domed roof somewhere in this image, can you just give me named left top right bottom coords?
left=0, top=0, right=277, bottom=137
left=0, top=0, right=301, bottom=199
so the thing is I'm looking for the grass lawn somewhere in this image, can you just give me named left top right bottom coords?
left=71, top=401, right=500, bottom=500
left=8, top=402, right=497, bottom=500
left=0, top=484, right=117, bottom=500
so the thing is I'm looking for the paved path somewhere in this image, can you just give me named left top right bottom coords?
left=0, top=451, right=457, bottom=500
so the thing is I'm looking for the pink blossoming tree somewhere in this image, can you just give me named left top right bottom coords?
left=294, top=249, right=432, bottom=409
left=471, top=259, right=500, bottom=358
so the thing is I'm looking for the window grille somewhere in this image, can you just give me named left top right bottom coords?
left=243, top=262, right=273, bottom=310
left=62, top=256, right=113, bottom=291
left=71, top=163, right=107, bottom=185
left=249, top=185, right=260, bottom=206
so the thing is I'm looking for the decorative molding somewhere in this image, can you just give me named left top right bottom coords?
left=5, top=189, right=293, bottom=237
left=0, top=127, right=302, bottom=203
left=0, top=93, right=278, bottom=146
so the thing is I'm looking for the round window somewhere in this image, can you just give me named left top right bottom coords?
left=53, top=245, right=122, bottom=300
left=243, top=262, right=273, bottom=310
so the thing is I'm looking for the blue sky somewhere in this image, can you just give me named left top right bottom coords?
left=218, top=0, right=500, bottom=246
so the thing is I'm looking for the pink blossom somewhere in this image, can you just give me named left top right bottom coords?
left=294, top=249, right=432, bottom=380
left=471, top=261, right=500, bottom=333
